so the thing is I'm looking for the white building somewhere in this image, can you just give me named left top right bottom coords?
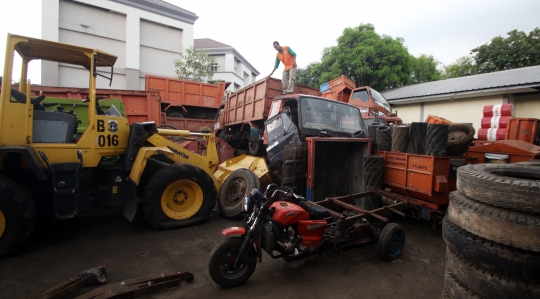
left=194, top=38, right=259, bottom=92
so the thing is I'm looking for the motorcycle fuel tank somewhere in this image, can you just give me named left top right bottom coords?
left=270, top=201, right=310, bottom=227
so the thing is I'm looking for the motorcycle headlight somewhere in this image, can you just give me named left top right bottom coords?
left=242, top=195, right=253, bottom=213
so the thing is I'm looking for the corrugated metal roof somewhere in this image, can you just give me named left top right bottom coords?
left=382, top=65, right=540, bottom=102
left=194, top=38, right=232, bottom=49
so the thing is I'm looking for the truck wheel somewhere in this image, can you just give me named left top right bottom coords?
left=444, top=271, right=482, bottom=299
left=447, top=124, right=475, bottom=156
left=425, top=124, right=449, bottom=156
left=0, top=175, right=36, bottom=257
left=248, top=142, right=261, bottom=156
left=391, top=124, right=409, bottom=153
left=219, top=169, right=261, bottom=217
left=442, top=216, right=540, bottom=281
left=208, top=237, right=257, bottom=288
left=377, top=223, right=405, bottom=261
left=407, top=122, right=427, bottom=154
left=446, top=248, right=540, bottom=299
left=375, top=126, right=392, bottom=151
left=143, top=163, right=216, bottom=229
left=368, top=123, right=383, bottom=150
left=457, top=163, right=540, bottom=214
left=448, top=190, right=540, bottom=252
left=363, top=156, right=383, bottom=210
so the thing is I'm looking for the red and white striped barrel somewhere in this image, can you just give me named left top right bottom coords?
left=483, top=104, right=514, bottom=117
left=480, top=116, right=511, bottom=129
left=478, top=128, right=507, bottom=141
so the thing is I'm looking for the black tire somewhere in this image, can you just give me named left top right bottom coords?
left=0, top=175, right=36, bottom=257
left=143, top=163, right=216, bottom=229
left=391, top=124, right=409, bottom=153
left=368, top=123, right=383, bottom=150
left=363, top=156, right=384, bottom=210
left=446, top=248, right=540, bottom=299
left=377, top=223, right=405, bottom=261
left=442, top=216, right=540, bottom=282
left=447, top=190, right=540, bottom=252
left=425, top=124, right=449, bottom=156
left=457, top=163, right=540, bottom=214
left=219, top=169, right=261, bottom=217
left=208, top=237, right=257, bottom=288
left=375, top=126, right=392, bottom=151
left=444, top=271, right=482, bottom=299
left=248, top=142, right=261, bottom=156
left=447, top=124, right=475, bottom=156
left=168, top=112, right=185, bottom=118
left=407, top=122, right=427, bottom=154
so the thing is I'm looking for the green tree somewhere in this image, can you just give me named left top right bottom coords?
left=411, top=54, right=442, bottom=83
left=317, top=24, right=415, bottom=90
left=472, top=28, right=540, bottom=73
left=174, top=46, right=215, bottom=82
left=443, top=56, right=477, bottom=79
left=295, top=62, right=322, bottom=88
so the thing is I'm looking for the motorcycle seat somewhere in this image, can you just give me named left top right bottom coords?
left=299, top=201, right=328, bottom=220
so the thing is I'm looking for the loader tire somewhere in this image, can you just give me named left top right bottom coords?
left=363, top=156, right=384, bottom=210
left=375, top=126, right=392, bottom=151
left=219, top=169, right=261, bottom=217
left=426, top=124, right=449, bottom=156
left=143, top=163, right=216, bottom=229
left=446, top=247, right=540, bottom=299
left=447, top=124, right=475, bottom=156
left=368, top=123, right=383, bottom=150
left=391, top=124, right=409, bottom=153
left=0, top=175, right=36, bottom=257
left=447, top=190, right=540, bottom=252
left=457, top=163, right=540, bottom=214
left=442, top=216, right=540, bottom=282
left=407, top=122, right=427, bottom=154
left=444, top=271, right=482, bottom=299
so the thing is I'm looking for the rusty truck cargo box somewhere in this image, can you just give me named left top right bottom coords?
left=145, top=74, right=229, bottom=108
left=374, top=151, right=477, bottom=208
left=224, top=76, right=319, bottom=126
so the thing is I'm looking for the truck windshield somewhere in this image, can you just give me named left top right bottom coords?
left=371, top=89, right=392, bottom=113
left=300, top=96, right=366, bottom=135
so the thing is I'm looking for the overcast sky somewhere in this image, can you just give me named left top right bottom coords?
left=1, top=0, right=539, bottom=84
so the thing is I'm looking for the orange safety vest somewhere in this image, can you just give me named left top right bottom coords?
left=276, top=46, right=295, bottom=70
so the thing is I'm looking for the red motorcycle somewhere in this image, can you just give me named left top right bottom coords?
left=208, top=184, right=405, bottom=288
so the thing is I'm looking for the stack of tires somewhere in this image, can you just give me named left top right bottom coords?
left=442, top=162, right=540, bottom=298
left=477, top=103, right=514, bottom=141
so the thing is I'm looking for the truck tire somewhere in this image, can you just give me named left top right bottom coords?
left=457, top=163, right=540, bottom=214
left=143, top=163, right=216, bottom=229
left=368, top=123, right=383, bottom=150
left=391, top=124, right=409, bottom=153
left=425, top=124, right=449, bottom=156
left=375, top=126, right=392, bottom=151
left=447, top=124, right=475, bottom=156
left=444, top=269, right=483, bottom=299
left=407, top=122, right=427, bottom=154
left=0, top=175, right=36, bottom=257
left=363, top=156, right=384, bottom=210
left=248, top=142, right=261, bottom=156
left=219, top=169, right=261, bottom=217
left=442, top=216, right=540, bottom=282
left=446, top=247, right=540, bottom=299
left=377, top=223, right=405, bottom=261
left=168, top=112, right=185, bottom=118
left=448, top=190, right=540, bottom=252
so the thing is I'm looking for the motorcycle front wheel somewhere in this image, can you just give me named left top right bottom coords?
left=208, top=236, right=257, bottom=288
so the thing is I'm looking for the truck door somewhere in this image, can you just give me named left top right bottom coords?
left=264, top=112, right=302, bottom=175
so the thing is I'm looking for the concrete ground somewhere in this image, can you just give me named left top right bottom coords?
left=0, top=207, right=446, bottom=299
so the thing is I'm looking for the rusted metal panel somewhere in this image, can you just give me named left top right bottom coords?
left=505, top=118, right=539, bottom=144
left=466, top=139, right=540, bottom=163
left=145, top=74, right=229, bottom=109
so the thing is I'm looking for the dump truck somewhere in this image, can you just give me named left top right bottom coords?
left=0, top=34, right=236, bottom=257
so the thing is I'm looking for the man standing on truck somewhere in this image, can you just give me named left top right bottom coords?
left=269, top=41, right=297, bottom=94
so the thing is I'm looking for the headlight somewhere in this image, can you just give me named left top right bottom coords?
left=242, top=195, right=253, bottom=213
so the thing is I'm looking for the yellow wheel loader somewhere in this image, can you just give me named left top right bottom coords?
left=0, top=34, right=223, bottom=257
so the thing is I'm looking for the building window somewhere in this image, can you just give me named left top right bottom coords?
left=210, top=62, right=219, bottom=72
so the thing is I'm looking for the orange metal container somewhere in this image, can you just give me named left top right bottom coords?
left=145, top=74, right=229, bottom=109
left=505, top=118, right=539, bottom=144
left=374, top=151, right=477, bottom=208
left=223, top=76, right=319, bottom=126
left=319, top=75, right=356, bottom=102
left=425, top=115, right=453, bottom=124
